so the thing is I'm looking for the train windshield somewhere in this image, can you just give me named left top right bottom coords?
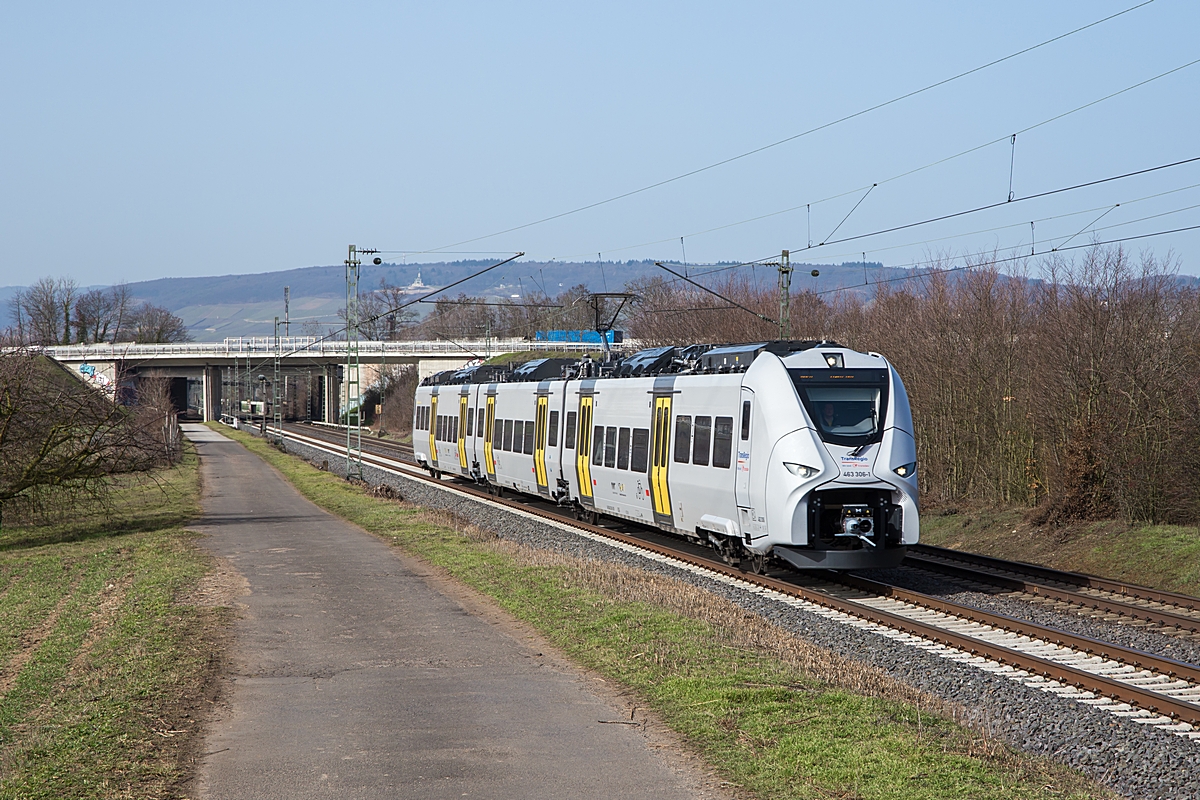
left=789, top=368, right=889, bottom=447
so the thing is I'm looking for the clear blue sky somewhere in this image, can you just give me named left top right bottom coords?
left=2, top=1, right=1198, bottom=287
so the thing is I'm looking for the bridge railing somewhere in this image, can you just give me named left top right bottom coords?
left=39, top=338, right=608, bottom=361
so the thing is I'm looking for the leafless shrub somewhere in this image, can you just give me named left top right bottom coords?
left=369, top=483, right=402, bottom=500
left=0, top=350, right=179, bottom=526
left=133, top=377, right=182, bottom=466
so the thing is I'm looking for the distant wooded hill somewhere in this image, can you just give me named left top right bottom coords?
left=5, top=259, right=899, bottom=341
left=12, top=258, right=1191, bottom=342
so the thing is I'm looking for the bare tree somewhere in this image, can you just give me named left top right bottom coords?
left=109, top=283, right=134, bottom=343
left=134, top=377, right=182, bottom=464
left=124, top=303, right=192, bottom=343
left=0, top=350, right=173, bottom=526
left=9, top=277, right=78, bottom=344
left=73, top=287, right=119, bottom=344
left=338, top=279, right=418, bottom=340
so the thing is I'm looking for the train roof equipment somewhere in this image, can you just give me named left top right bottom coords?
left=419, top=340, right=848, bottom=386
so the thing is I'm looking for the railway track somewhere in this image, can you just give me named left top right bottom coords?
left=270, top=421, right=1200, bottom=738
left=904, top=545, right=1200, bottom=640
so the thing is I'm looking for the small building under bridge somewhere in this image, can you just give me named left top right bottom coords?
left=42, top=338, right=598, bottom=423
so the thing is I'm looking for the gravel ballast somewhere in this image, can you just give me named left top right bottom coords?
left=269, top=430, right=1200, bottom=800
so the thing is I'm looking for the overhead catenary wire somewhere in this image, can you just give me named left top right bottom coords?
left=820, top=185, right=876, bottom=245
left=650, top=164, right=1200, bottom=290
left=549, top=55, right=1200, bottom=264
left=782, top=197, right=1200, bottom=282
left=807, top=156, right=1200, bottom=251
left=279, top=252, right=524, bottom=359
left=1052, top=205, right=1120, bottom=251
left=810, top=181, right=1200, bottom=264
left=414, top=2, right=1155, bottom=255
left=814, top=222, right=1200, bottom=297
left=655, top=262, right=779, bottom=326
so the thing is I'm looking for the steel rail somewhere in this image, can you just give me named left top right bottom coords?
left=272, top=424, right=1200, bottom=725
left=911, top=544, right=1200, bottom=611
left=903, top=552, right=1200, bottom=634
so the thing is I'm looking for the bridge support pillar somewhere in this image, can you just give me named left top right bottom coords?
left=202, top=366, right=222, bottom=422
left=323, top=365, right=340, bottom=424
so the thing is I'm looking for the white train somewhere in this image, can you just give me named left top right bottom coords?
left=413, top=341, right=918, bottom=570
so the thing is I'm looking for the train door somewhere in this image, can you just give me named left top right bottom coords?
left=735, top=388, right=753, bottom=507
left=534, top=391, right=550, bottom=496
left=650, top=393, right=674, bottom=527
left=575, top=393, right=595, bottom=507
left=428, top=389, right=439, bottom=470
left=484, top=389, right=497, bottom=482
left=457, top=391, right=469, bottom=474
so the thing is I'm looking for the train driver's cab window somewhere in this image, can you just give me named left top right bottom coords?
left=790, top=368, right=890, bottom=448
left=809, top=388, right=881, bottom=437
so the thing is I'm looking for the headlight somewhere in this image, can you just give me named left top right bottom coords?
left=783, top=462, right=819, bottom=478
left=893, top=461, right=917, bottom=478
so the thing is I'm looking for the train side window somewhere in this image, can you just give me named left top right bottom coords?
left=512, top=419, right=524, bottom=453
left=603, top=426, right=617, bottom=467
left=693, top=416, right=712, bottom=466
left=592, top=425, right=604, bottom=466
left=467, top=408, right=474, bottom=437
left=741, top=400, right=751, bottom=440
left=523, top=421, right=535, bottom=454
left=478, top=408, right=486, bottom=437
left=436, top=415, right=443, bottom=441
left=452, top=416, right=459, bottom=442
left=548, top=410, right=559, bottom=447
left=503, top=419, right=514, bottom=451
left=631, top=428, right=650, bottom=473
left=564, top=410, right=577, bottom=449
left=420, top=407, right=426, bottom=430
left=714, top=416, right=734, bottom=468
left=617, top=427, right=630, bottom=470
left=673, top=415, right=691, bottom=463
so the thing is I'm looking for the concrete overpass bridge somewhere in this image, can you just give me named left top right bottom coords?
left=43, top=337, right=599, bottom=423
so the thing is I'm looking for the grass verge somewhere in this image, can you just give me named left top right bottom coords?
left=0, top=445, right=225, bottom=800
left=214, top=422, right=1113, bottom=800
left=921, top=505, right=1200, bottom=597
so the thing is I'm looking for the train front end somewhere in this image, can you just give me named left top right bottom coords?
left=748, top=347, right=918, bottom=570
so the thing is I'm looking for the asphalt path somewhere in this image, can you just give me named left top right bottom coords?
left=183, top=425, right=716, bottom=800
